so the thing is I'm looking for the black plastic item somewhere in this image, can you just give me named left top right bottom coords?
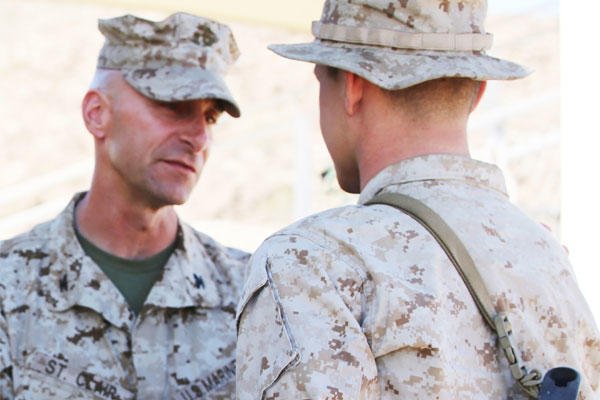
left=538, top=367, right=581, bottom=400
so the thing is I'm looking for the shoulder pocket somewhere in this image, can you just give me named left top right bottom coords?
left=236, top=260, right=299, bottom=400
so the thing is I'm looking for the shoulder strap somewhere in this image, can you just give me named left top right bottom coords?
left=366, top=192, right=542, bottom=398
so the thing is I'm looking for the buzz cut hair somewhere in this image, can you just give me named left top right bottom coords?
left=325, top=66, right=480, bottom=120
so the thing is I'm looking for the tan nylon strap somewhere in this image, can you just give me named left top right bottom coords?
left=366, top=192, right=496, bottom=329
left=366, top=192, right=542, bottom=398
left=312, top=21, right=494, bottom=51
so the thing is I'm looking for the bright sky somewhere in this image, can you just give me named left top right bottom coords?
left=488, top=0, right=559, bottom=16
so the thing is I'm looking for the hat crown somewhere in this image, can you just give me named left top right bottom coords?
left=267, top=0, right=529, bottom=92
left=320, top=0, right=487, bottom=34
left=97, top=13, right=240, bottom=74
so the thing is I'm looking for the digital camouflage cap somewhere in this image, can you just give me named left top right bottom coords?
left=97, top=13, right=241, bottom=117
left=270, top=0, right=531, bottom=90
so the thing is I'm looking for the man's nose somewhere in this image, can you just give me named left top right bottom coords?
left=181, top=114, right=210, bottom=153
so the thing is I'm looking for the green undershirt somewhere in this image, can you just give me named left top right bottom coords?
left=74, top=225, right=176, bottom=315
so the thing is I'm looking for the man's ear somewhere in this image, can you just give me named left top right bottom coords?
left=82, top=90, right=111, bottom=139
left=471, top=80, right=487, bottom=112
left=343, top=71, right=365, bottom=116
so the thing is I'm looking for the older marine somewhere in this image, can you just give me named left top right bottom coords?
left=0, top=12, right=248, bottom=399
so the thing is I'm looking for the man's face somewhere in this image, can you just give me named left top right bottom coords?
left=314, top=65, right=359, bottom=193
left=102, top=78, right=221, bottom=208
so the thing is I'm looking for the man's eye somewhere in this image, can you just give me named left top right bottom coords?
left=205, top=111, right=220, bottom=125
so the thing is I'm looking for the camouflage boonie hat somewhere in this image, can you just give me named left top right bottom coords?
left=269, top=0, right=531, bottom=90
left=97, top=13, right=241, bottom=117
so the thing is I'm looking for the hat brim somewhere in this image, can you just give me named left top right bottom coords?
left=269, top=40, right=531, bottom=90
left=122, top=66, right=241, bottom=118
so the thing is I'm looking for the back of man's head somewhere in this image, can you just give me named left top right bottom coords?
left=326, top=65, right=480, bottom=125
left=384, top=78, right=482, bottom=123
left=268, top=0, right=530, bottom=191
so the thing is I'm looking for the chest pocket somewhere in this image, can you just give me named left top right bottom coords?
left=14, top=350, right=135, bottom=400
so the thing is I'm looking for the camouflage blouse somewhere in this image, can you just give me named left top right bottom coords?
left=236, top=154, right=600, bottom=399
left=0, top=195, right=249, bottom=399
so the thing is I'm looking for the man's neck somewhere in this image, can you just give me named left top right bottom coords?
left=75, top=188, right=179, bottom=260
left=356, top=118, right=470, bottom=191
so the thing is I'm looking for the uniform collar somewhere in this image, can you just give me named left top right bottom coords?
left=47, top=194, right=221, bottom=329
left=143, top=222, right=221, bottom=311
left=358, top=154, right=508, bottom=205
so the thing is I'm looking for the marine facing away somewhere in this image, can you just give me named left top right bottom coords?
left=235, top=0, right=600, bottom=398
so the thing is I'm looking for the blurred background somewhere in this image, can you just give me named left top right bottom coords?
left=1, top=0, right=598, bottom=321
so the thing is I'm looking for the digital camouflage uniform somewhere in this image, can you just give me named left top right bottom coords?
left=237, top=155, right=600, bottom=399
left=0, top=195, right=249, bottom=399
left=236, top=0, right=600, bottom=398
left=0, top=12, right=247, bottom=400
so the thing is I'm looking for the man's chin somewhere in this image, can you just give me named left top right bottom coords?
left=163, top=192, right=192, bottom=207
left=145, top=187, right=194, bottom=209
left=337, top=174, right=361, bottom=194
left=147, top=174, right=199, bottom=206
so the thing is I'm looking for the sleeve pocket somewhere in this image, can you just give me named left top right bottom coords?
left=236, top=261, right=299, bottom=400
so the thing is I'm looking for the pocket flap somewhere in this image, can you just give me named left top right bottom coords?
left=366, top=289, right=442, bottom=359
left=236, top=252, right=269, bottom=328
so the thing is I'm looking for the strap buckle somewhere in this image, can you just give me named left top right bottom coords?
left=495, top=314, right=542, bottom=398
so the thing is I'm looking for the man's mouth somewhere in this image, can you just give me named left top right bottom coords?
left=161, top=159, right=197, bottom=174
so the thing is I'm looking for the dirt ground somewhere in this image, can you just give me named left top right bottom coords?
left=0, top=0, right=560, bottom=251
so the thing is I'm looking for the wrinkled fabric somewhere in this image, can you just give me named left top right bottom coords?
left=0, top=194, right=249, bottom=399
left=98, top=13, right=240, bottom=117
left=236, top=154, right=600, bottom=399
left=269, top=0, right=530, bottom=90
